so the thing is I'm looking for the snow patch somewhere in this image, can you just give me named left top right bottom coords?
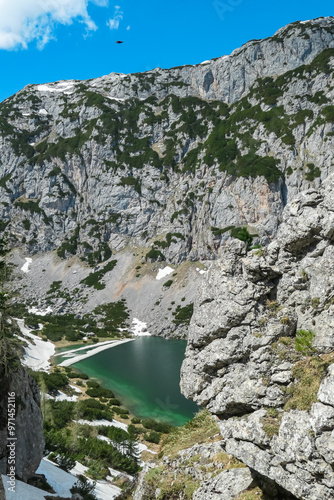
left=28, top=306, right=53, bottom=315
left=156, top=266, right=174, bottom=280
left=97, top=435, right=157, bottom=461
left=131, top=318, right=151, bottom=336
left=200, top=60, right=210, bottom=64
left=75, top=418, right=128, bottom=431
left=196, top=267, right=207, bottom=275
left=45, top=390, right=79, bottom=402
left=59, top=338, right=135, bottom=367
left=36, top=458, right=76, bottom=497
left=20, top=257, right=32, bottom=273
left=2, top=473, right=53, bottom=500
left=16, top=318, right=55, bottom=372
left=37, top=82, right=75, bottom=93
left=3, top=457, right=122, bottom=500
left=106, top=95, right=125, bottom=101
left=38, top=108, right=48, bottom=115
left=70, top=383, right=82, bottom=393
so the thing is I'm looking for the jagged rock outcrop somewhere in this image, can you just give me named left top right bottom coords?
left=181, top=175, right=334, bottom=499
left=133, top=440, right=256, bottom=500
left=0, top=364, right=44, bottom=482
left=0, top=17, right=334, bottom=269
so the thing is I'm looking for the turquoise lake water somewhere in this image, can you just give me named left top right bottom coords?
left=56, top=337, right=198, bottom=426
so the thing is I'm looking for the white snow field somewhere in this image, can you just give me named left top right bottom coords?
left=20, top=257, right=32, bottom=273
left=16, top=318, right=55, bottom=372
left=155, top=266, right=174, bottom=280
left=2, top=457, right=122, bottom=500
left=131, top=318, right=151, bottom=336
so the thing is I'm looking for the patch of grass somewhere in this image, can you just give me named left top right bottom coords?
left=295, top=329, right=315, bottom=355
left=261, top=410, right=282, bottom=438
left=145, top=467, right=200, bottom=500
left=284, top=356, right=331, bottom=411
left=161, top=410, right=219, bottom=458
left=271, top=336, right=296, bottom=362
left=235, top=486, right=268, bottom=500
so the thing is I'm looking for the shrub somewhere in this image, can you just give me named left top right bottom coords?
left=54, top=453, right=76, bottom=472
left=142, top=419, right=173, bottom=434
left=86, top=380, right=100, bottom=389
left=120, top=176, right=142, bottom=194
left=230, top=227, right=254, bottom=248
left=163, top=280, right=173, bottom=288
left=173, top=303, right=194, bottom=326
left=304, top=163, right=321, bottom=181
left=35, top=371, right=69, bottom=394
left=80, top=260, right=117, bottom=290
left=86, top=460, right=109, bottom=480
left=145, top=248, right=165, bottom=261
left=86, top=387, right=115, bottom=399
left=131, top=417, right=141, bottom=424
left=71, top=475, right=97, bottom=500
left=112, top=406, right=129, bottom=415
left=145, top=430, right=161, bottom=444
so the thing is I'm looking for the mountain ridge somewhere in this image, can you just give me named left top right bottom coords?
left=1, top=16, right=334, bottom=326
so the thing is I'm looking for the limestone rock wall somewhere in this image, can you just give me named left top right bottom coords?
left=0, top=365, right=44, bottom=482
left=181, top=175, right=334, bottom=498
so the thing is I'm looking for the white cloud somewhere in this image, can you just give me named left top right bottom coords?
left=107, top=5, right=123, bottom=30
left=126, top=25, right=130, bottom=30
left=0, top=0, right=109, bottom=50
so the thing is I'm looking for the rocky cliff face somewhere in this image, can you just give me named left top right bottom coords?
left=0, top=364, right=44, bottom=482
left=0, top=17, right=334, bottom=269
left=181, top=175, right=334, bottom=499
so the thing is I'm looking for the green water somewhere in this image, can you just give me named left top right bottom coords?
left=54, top=344, right=88, bottom=357
left=68, top=337, right=198, bottom=426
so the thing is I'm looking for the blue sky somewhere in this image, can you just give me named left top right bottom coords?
left=0, top=0, right=333, bottom=103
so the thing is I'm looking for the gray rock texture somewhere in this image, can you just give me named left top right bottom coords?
left=0, top=364, right=44, bottom=482
left=0, top=17, right=334, bottom=268
left=133, top=440, right=256, bottom=500
left=181, top=175, right=334, bottom=498
left=192, top=468, right=254, bottom=500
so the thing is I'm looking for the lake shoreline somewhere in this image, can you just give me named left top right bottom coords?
left=57, top=338, right=136, bottom=366
left=68, top=336, right=199, bottom=426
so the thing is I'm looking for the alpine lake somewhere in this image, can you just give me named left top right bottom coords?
left=55, top=336, right=198, bottom=426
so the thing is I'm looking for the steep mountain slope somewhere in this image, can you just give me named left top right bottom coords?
left=0, top=17, right=334, bottom=270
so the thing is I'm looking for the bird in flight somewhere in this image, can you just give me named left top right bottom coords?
left=116, top=41, right=124, bottom=44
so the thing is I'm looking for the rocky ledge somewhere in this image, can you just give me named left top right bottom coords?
left=181, top=175, right=334, bottom=499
